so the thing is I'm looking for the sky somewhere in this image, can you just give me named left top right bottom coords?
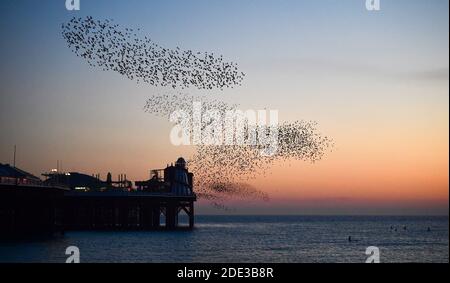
left=0, top=0, right=448, bottom=215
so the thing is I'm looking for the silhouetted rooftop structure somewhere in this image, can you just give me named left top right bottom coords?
left=135, top=157, right=193, bottom=196
left=42, top=169, right=133, bottom=192
left=0, top=163, right=42, bottom=186
left=43, top=172, right=104, bottom=191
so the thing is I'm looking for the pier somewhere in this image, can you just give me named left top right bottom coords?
left=0, top=157, right=196, bottom=237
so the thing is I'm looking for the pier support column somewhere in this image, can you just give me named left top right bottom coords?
left=165, top=203, right=177, bottom=229
left=89, top=200, right=95, bottom=229
left=189, top=202, right=194, bottom=229
left=119, top=202, right=129, bottom=229
left=139, top=201, right=152, bottom=229
left=152, top=205, right=160, bottom=229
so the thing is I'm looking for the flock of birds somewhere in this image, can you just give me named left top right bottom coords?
left=61, top=17, right=245, bottom=90
left=144, top=94, right=333, bottom=205
left=62, top=16, right=333, bottom=209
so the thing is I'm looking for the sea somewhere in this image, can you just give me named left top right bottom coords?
left=0, top=215, right=448, bottom=263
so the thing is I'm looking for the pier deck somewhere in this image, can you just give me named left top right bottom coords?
left=0, top=185, right=196, bottom=238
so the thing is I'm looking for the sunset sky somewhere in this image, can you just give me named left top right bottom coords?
left=0, top=0, right=448, bottom=214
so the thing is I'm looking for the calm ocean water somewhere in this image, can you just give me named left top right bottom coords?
left=0, top=215, right=448, bottom=263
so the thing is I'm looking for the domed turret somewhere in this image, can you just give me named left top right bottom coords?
left=175, top=157, right=186, bottom=169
